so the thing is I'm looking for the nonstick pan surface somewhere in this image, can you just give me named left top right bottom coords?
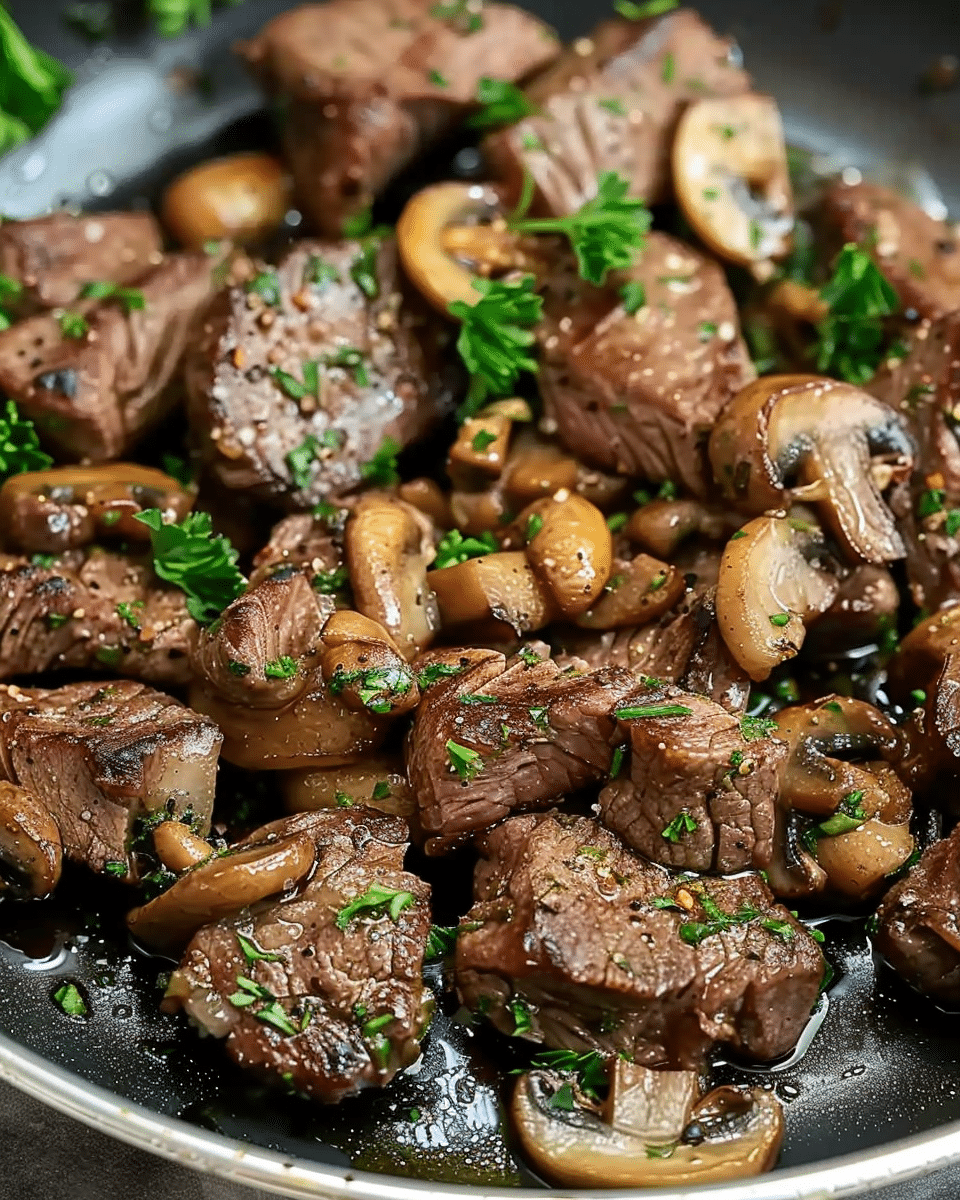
left=1, top=1, right=960, bottom=1197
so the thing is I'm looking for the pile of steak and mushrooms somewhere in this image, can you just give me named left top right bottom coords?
left=3, top=0, right=960, bottom=1186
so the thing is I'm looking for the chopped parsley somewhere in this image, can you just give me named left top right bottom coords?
left=613, top=0, right=679, bottom=16
left=236, top=933, right=282, bottom=965
left=446, top=739, right=484, bottom=782
left=135, top=509, right=246, bottom=625
left=430, top=0, right=484, bottom=33
left=360, top=437, right=401, bottom=487
left=814, top=245, right=898, bottom=384
left=273, top=361, right=321, bottom=404
left=303, top=256, right=340, bottom=288
left=510, top=171, right=651, bottom=286
left=328, top=664, right=413, bottom=713
left=530, top=1049, right=607, bottom=1100
left=526, top=512, right=544, bottom=541
left=245, top=270, right=282, bottom=306
left=606, top=512, right=628, bottom=533
left=59, top=311, right=89, bottom=339
left=471, top=429, right=498, bottom=453
left=802, top=790, right=867, bottom=854
left=325, top=346, right=369, bottom=387
left=116, top=601, right=143, bottom=631
left=311, top=566, right=349, bottom=595
left=417, top=661, right=466, bottom=687
left=264, top=656, right=298, bottom=680
left=425, top=925, right=458, bottom=962
left=620, top=280, right=646, bottom=314
left=740, top=714, right=777, bottom=741
left=335, top=885, right=416, bottom=930
left=599, top=98, right=628, bottom=116
left=661, top=52, right=675, bottom=83
left=0, top=399, right=53, bottom=481
left=79, top=281, right=145, bottom=313
left=661, top=811, right=698, bottom=842
left=769, top=611, right=791, bottom=627
left=614, top=704, right=692, bottom=719
left=450, top=275, right=542, bottom=411
left=508, top=996, right=533, bottom=1035
left=609, top=744, right=626, bottom=778
left=468, top=77, right=535, bottom=128
left=0, top=6, right=71, bottom=154
left=228, top=660, right=250, bottom=677
left=52, top=982, right=87, bottom=1018
left=433, top=529, right=498, bottom=569
left=286, top=433, right=321, bottom=489
left=428, top=68, right=449, bottom=87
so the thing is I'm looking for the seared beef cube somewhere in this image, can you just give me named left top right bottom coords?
left=165, top=809, right=432, bottom=1101
left=820, top=181, right=960, bottom=319
left=599, top=681, right=784, bottom=873
left=874, top=824, right=960, bottom=1005
left=186, top=238, right=452, bottom=508
left=250, top=513, right=345, bottom=588
left=0, top=680, right=220, bottom=876
left=0, top=550, right=195, bottom=687
left=406, top=647, right=635, bottom=854
left=484, top=10, right=749, bottom=216
left=0, top=212, right=162, bottom=317
left=538, top=234, right=754, bottom=495
left=237, top=0, right=558, bottom=237
left=872, top=313, right=960, bottom=610
left=0, top=252, right=215, bottom=462
left=455, top=813, right=823, bottom=1066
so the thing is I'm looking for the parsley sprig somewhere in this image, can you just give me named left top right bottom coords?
left=433, top=529, right=498, bottom=569
left=135, top=509, right=246, bottom=624
left=0, top=399, right=53, bottom=481
left=468, top=77, right=535, bottom=129
left=814, top=244, right=898, bottom=384
left=0, top=5, right=72, bottom=155
left=336, top=884, right=416, bottom=930
left=509, top=171, right=651, bottom=285
left=450, top=275, right=542, bottom=414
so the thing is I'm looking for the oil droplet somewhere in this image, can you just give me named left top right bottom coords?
left=111, top=1003, right=132, bottom=1019
left=88, top=170, right=114, bottom=197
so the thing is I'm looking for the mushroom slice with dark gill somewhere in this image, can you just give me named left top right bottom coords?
left=163, top=808, right=432, bottom=1103
left=715, top=512, right=839, bottom=681
left=710, top=374, right=914, bottom=564
left=513, top=1058, right=783, bottom=1188
left=672, top=93, right=793, bottom=277
left=0, top=781, right=62, bottom=899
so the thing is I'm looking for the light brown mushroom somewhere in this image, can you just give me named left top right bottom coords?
left=516, top=494, right=613, bottom=618
left=513, top=1061, right=783, bottom=1188
left=673, top=93, right=793, bottom=277
left=161, top=152, right=293, bottom=250
left=709, top=375, right=913, bottom=564
left=428, top=550, right=556, bottom=637
left=448, top=398, right=533, bottom=482
left=153, top=820, right=214, bottom=874
left=0, top=781, right=62, bottom=899
left=127, top=831, right=316, bottom=952
left=397, top=478, right=454, bottom=529
left=319, top=610, right=419, bottom=717
left=346, top=494, right=441, bottom=659
left=715, top=513, right=839, bottom=680
left=0, top=463, right=193, bottom=555
left=625, top=498, right=736, bottom=560
left=576, top=553, right=685, bottom=630
left=282, top=756, right=414, bottom=818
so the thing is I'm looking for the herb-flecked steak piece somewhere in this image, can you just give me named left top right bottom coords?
left=0, top=680, right=220, bottom=878
left=455, top=812, right=823, bottom=1068
left=164, top=808, right=432, bottom=1102
left=186, top=238, right=454, bottom=508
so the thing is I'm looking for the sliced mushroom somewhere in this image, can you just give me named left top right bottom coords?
left=715, top=513, right=839, bottom=680
left=513, top=1063, right=783, bottom=1188
left=813, top=817, right=914, bottom=897
left=448, top=398, right=533, bottom=482
left=346, top=494, right=441, bottom=659
left=576, top=553, right=685, bottom=630
left=427, top=550, right=556, bottom=638
left=282, top=756, right=414, bottom=818
left=513, top=494, right=613, bottom=618
left=153, top=820, right=215, bottom=874
left=161, top=152, right=294, bottom=250
left=625, top=498, right=736, bottom=560
left=673, top=94, right=793, bottom=276
left=710, top=375, right=913, bottom=564
left=0, top=781, right=62, bottom=899
left=319, top=610, right=419, bottom=717
left=0, top=463, right=193, bottom=555
left=127, top=831, right=316, bottom=952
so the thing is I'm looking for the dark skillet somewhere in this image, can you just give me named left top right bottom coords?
left=1, top=1, right=960, bottom=1196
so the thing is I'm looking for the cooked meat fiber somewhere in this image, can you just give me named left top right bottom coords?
left=165, top=808, right=432, bottom=1101
left=238, top=0, right=558, bottom=237
left=820, top=180, right=960, bottom=319
left=186, top=238, right=453, bottom=508
left=406, top=648, right=636, bottom=854
left=872, top=313, right=960, bottom=611
left=599, top=681, right=785, bottom=873
left=0, top=211, right=163, bottom=317
left=0, top=252, right=215, bottom=462
left=484, top=10, right=749, bottom=216
left=0, top=680, right=220, bottom=877
left=874, top=823, right=960, bottom=1005
left=455, top=813, right=823, bottom=1067
left=0, top=550, right=195, bottom=687
left=250, top=513, right=345, bottom=588
left=538, top=234, right=755, bottom=496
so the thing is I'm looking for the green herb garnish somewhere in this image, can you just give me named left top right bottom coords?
left=468, top=77, right=535, bottom=128
left=335, top=885, right=416, bottom=930
left=446, top=739, right=483, bottom=782
left=814, top=244, right=898, bottom=384
left=135, top=509, right=245, bottom=625
left=0, top=399, right=53, bottom=481
left=614, top=704, right=692, bottom=719
left=661, top=811, right=698, bottom=842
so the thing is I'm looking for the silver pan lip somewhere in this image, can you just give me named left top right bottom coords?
left=0, top=1028, right=955, bottom=1200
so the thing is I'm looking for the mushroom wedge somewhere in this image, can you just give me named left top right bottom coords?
left=710, top=375, right=914, bottom=564
left=715, top=513, right=839, bottom=680
left=512, top=1062, right=784, bottom=1188
left=673, top=94, right=793, bottom=277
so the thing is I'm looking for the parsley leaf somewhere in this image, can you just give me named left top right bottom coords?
left=613, top=0, right=679, bottom=17
left=52, top=982, right=88, bottom=1017
left=529, top=1049, right=607, bottom=1100
left=79, top=281, right=145, bottom=314
left=335, top=884, right=416, bottom=930
left=360, top=437, right=401, bottom=486
left=661, top=811, right=698, bottom=842
left=135, top=509, right=246, bottom=625
left=58, top=311, right=89, bottom=339
left=425, top=925, right=458, bottom=962
left=740, top=714, right=778, bottom=741
left=0, top=6, right=71, bottom=148
left=264, top=656, right=298, bottom=680
left=433, top=529, right=498, bottom=568
left=449, top=275, right=542, bottom=407
left=814, top=244, right=898, bottom=384
left=614, top=704, right=692, bottom=719
left=446, top=738, right=483, bottom=781
left=0, top=399, right=53, bottom=481
left=468, top=77, right=535, bottom=129
left=510, top=171, right=651, bottom=285
left=286, top=433, right=321, bottom=489
left=245, top=269, right=282, bottom=306
left=148, top=0, right=249, bottom=38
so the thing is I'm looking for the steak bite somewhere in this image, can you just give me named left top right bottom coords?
left=484, top=10, right=749, bottom=217
left=0, top=252, right=216, bottom=462
left=406, top=647, right=636, bottom=854
left=538, top=234, right=754, bottom=495
left=164, top=808, right=432, bottom=1102
left=455, top=813, right=823, bottom=1067
left=237, top=0, right=558, bottom=237
left=819, top=180, right=960, bottom=319
left=874, top=824, right=960, bottom=1006
left=872, top=312, right=960, bottom=610
left=250, top=512, right=345, bottom=589
left=0, top=549, right=196, bottom=687
left=186, top=238, right=453, bottom=508
left=599, top=681, right=785, bottom=874
left=0, top=680, right=221, bottom=878
left=0, top=211, right=163, bottom=317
